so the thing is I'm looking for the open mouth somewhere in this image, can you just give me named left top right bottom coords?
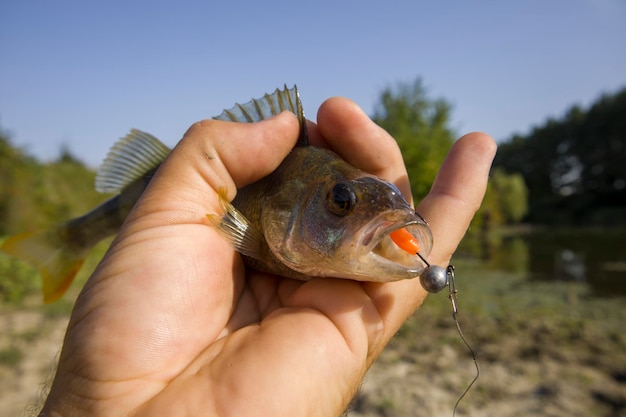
left=374, top=224, right=430, bottom=267
left=358, top=214, right=433, bottom=275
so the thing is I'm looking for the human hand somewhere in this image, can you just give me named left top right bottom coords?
left=40, top=98, right=496, bottom=417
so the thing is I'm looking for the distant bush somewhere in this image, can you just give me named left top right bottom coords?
left=0, top=243, right=39, bottom=304
left=1, top=127, right=110, bottom=304
left=1, top=127, right=108, bottom=235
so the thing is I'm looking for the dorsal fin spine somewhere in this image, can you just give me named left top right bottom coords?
left=252, top=98, right=265, bottom=119
left=96, top=86, right=309, bottom=195
left=211, top=85, right=308, bottom=146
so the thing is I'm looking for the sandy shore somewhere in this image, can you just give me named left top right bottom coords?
left=2, top=271, right=625, bottom=417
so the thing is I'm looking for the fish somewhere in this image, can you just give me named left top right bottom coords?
left=0, top=85, right=435, bottom=303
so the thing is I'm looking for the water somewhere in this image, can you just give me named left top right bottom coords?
left=457, top=227, right=626, bottom=298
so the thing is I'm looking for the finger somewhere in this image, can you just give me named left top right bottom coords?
left=132, top=111, right=301, bottom=221
left=95, top=111, right=302, bottom=321
left=363, top=132, right=496, bottom=360
left=64, top=113, right=302, bottom=398
left=315, top=97, right=413, bottom=203
left=417, top=132, right=497, bottom=265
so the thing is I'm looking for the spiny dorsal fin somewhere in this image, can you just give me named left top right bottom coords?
left=95, top=129, right=171, bottom=193
left=96, top=86, right=307, bottom=194
left=213, top=84, right=308, bottom=146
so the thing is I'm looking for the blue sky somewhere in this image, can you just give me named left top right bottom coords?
left=1, top=0, right=625, bottom=166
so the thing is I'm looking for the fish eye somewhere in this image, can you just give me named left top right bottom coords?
left=327, top=182, right=357, bottom=216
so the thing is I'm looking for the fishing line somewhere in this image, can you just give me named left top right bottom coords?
left=416, top=255, right=480, bottom=416
left=388, top=217, right=480, bottom=414
left=446, top=265, right=480, bottom=417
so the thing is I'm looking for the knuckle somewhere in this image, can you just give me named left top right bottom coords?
left=183, top=119, right=220, bottom=139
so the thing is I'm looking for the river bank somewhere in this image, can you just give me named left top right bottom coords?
left=1, top=269, right=625, bottom=416
left=348, top=269, right=626, bottom=416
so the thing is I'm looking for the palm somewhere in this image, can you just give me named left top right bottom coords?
left=41, top=99, right=496, bottom=417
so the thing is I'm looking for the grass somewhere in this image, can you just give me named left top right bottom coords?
left=18, top=328, right=41, bottom=343
left=0, top=249, right=40, bottom=305
left=374, top=259, right=626, bottom=417
left=0, top=346, right=23, bottom=367
left=375, top=398, right=396, bottom=412
left=393, top=258, right=626, bottom=369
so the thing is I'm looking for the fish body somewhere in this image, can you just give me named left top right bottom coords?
left=221, top=145, right=432, bottom=282
left=1, top=86, right=433, bottom=302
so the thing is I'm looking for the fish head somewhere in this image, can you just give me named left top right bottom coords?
left=262, top=163, right=433, bottom=282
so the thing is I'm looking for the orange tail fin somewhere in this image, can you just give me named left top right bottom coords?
left=1, top=229, right=87, bottom=303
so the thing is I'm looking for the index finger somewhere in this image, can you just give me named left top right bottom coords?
left=417, top=132, right=497, bottom=265
left=364, top=133, right=495, bottom=362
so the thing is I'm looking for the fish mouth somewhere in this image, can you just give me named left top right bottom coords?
left=355, top=211, right=433, bottom=280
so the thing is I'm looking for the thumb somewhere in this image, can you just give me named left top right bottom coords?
left=129, top=111, right=301, bottom=224
left=66, top=111, right=302, bottom=391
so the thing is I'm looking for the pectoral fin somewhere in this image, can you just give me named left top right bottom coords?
left=207, top=188, right=263, bottom=259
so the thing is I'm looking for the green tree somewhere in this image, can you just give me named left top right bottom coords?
left=372, top=78, right=455, bottom=200
left=490, top=168, right=528, bottom=224
left=0, top=129, right=38, bottom=235
left=0, top=128, right=108, bottom=302
left=0, top=127, right=107, bottom=234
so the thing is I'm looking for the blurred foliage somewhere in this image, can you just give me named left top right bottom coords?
left=479, top=168, right=529, bottom=226
left=494, top=86, right=626, bottom=225
left=372, top=77, right=527, bottom=230
left=0, top=127, right=109, bottom=303
left=0, top=244, right=39, bottom=304
left=0, top=346, right=23, bottom=367
left=0, top=128, right=106, bottom=235
left=372, top=78, right=455, bottom=200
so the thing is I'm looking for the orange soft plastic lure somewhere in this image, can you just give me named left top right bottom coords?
left=389, top=228, right=420, bottom=254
